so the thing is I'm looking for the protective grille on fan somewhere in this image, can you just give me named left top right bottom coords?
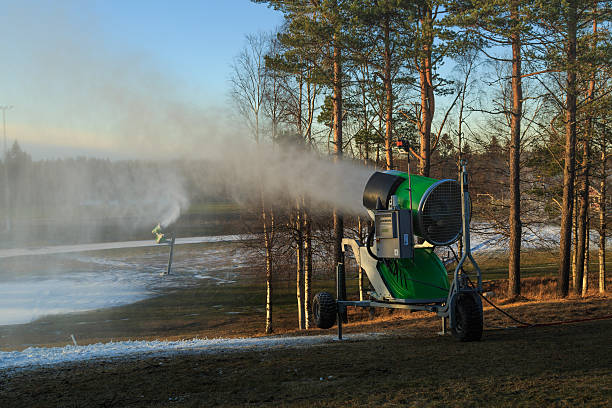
left=420, top=180, right=462, bottom=245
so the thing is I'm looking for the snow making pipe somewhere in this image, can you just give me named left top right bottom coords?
left=362, top=171, right=464, bottom=246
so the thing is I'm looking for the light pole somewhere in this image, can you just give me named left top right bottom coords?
left=1, top=105, right=13, bottom=232
left=0, top=105, right=12, bottom=157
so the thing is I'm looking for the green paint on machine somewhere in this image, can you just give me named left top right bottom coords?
left=377, top=247, right=450, bottom=299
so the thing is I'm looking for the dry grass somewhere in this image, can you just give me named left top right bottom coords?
left=1, top=297, right=611, bottom=407
left=483, top=276, right=612, bottom=301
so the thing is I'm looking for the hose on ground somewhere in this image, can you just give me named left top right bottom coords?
left=446, top=244, right=612, bottom=329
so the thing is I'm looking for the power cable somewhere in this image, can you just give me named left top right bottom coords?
left=446, top=244, right=612, bottom=329
left=446, top=244, right=532, bottom=327
left=465, top=275, right=533, bottom=327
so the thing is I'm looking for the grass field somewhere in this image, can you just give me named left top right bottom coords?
left=450, top=247, right=611, bottom=280
left=0, top=246, right=610, bottom=351
left=0, top=275, right=350, bottom=350
left=1, top=297, right=611, bottom=407
left=1, top=243, right=611, bottom=406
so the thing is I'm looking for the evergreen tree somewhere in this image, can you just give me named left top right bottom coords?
left=447, top=0, right=537, bottom=297
left=531, top=0, right=611, bottom=297
left=348, top=0, right=415, bottom=170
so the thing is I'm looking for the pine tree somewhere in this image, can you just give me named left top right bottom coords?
left=411, top=1, right=461, bottom=176
left=447, top=0, right=537, bottom=297
left=348, top=0, right=415, bottom=170
left=531, top=0, right=611, bottom=297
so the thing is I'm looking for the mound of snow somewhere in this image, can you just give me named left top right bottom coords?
left=0, top=333, right=382, bottom=372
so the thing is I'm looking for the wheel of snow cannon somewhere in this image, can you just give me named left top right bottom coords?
left=313, top=291, right=337, bottom=329
left=452, top=293, right=483, bottom=341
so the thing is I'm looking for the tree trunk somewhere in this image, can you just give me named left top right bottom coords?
left=376, top=106, right=383, bottom=168
left=575, top=151, right=588, bottom=297
left=508, top=3, right=522, bottom=298
left=383, top=14, right=394, bottom=171
left=294, top=69, right=305, bottom=330
left=306, top=73, right=316, bottom=146
left=557, top=0, right=578, bottom=298
left=418, top=5, right=434, bottom=177
left=457, top=63, right=465, bottom=261
left=332, top=37, right=344, bottom=268
left=298, top=70, right=303, bottom=137
left=303, top=203, right=312, bottom=328
left=589, top=4, right=606, bottom=295
left=575, top=104, right=593, bottom=296
left=358, top=216, right=364, bottom=300
left=361, top=64, right=370, bottom=165
left=599, top=130, right=607, bottom=293
left=456, top=70, right=466, bottom=262
left=255, top=109, right=260, bottom=144
left=295, top=201, right=304, bottom=329
left=262, top=203, right=274, bottom=334
left=572, top=195, right=578, bottom=289
left=303, top=67, right=316, bottom=328
left=582, top=217, right=589, bottom=296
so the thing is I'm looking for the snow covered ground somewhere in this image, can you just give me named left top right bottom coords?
left=0, top=225, right=607, bottom=371
left=460, top=223, right=609, bottom=253
left=0, top=226, right=607, bottom=326
left=0, top=235, right=250, bottom=259
left=0, top=238, right=250, bottom=325
left=0, top=333, right=382, bottom=372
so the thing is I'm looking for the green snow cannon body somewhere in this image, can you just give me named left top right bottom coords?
left=315, top=162, right=483, bottom=341
left=362, top=171, right=464, bottom=300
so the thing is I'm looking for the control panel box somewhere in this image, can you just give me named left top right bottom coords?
left=374, top=209, right=414, bottom=259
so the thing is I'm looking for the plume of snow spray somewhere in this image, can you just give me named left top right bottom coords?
left=0, top=2, right=376, bottom=235
left=197, top=142, right=374, bottom=216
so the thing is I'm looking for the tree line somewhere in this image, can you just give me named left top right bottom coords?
left=230, top=0, right=611, bottom=332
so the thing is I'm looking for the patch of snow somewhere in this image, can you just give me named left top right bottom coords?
left=466, top=223, right=610, bottom=253
left=0, top=276, right=152, bottom=325
left=0, top=238, right=252, bottom=326
left=0, top=235, right=253, bottom=259
left=0, top=333, right=383, bottom=373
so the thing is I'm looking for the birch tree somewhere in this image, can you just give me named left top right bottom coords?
left=230, top=33, right=276, bottom=333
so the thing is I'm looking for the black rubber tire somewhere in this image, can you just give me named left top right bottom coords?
left=312, top=291, right=337, bottom=329
left=452, top=293, right=483, bottom=342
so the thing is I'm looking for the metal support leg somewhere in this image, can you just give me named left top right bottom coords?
left=164, top=234, right=176, bottom=275
left=438, top=316, right=447, bottom=336
left=336, top=262, right=347, bottom=323
left=337, top=309, right=343, bottom=340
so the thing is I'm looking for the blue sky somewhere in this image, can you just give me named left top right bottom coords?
left=0, top=1, right=283, bottom=159
left=83, top=1, right=284, bottom=97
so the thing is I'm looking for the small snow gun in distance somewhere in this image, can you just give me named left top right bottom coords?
left=152, top=223, right=170, bottom=244
left=152, top=223, right=176, bottom=275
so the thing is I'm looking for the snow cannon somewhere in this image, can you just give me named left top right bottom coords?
left=152, top=223, right=177, bottom=246
left=152, top=223, right=176, bottom=275
left=312, top=161, right=484, bottom=342
left=152, top=223, right=171, bottom=244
